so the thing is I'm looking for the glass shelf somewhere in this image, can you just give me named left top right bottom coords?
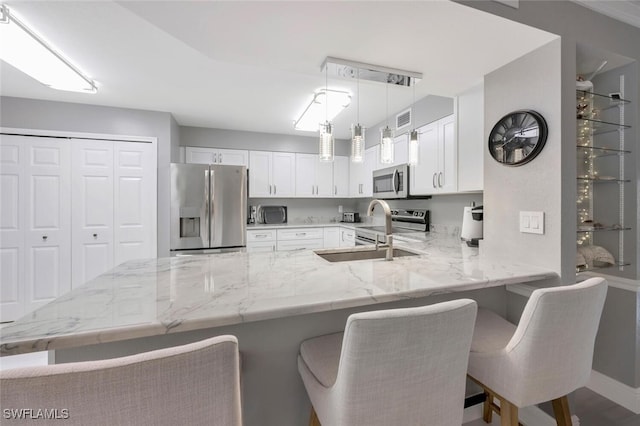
left=576, top=90, right=630, bottom=111
left=577, top=226, right=631, bottom=233
left=577, top=118, right=631, bottom=135
left=577, top=177, right=630, bottom=183
left=576, top=145, right=631, bottom=158
left=576, top=261, right=631, bottom=273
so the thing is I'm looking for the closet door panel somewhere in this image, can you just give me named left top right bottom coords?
left=24, top=137, right=71, bottom=312
left=114, top=142, right=156, bottom=266
left=72, top=140, right=114, bottom=288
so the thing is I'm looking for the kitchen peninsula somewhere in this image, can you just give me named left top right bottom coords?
left=0, top=233, right=556, bottom=426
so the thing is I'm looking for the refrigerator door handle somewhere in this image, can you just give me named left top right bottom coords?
left=209, top=167, right=215, bottom=245
left=203, top=167, right=210, bottom=247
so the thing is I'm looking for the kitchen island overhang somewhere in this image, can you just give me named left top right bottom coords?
left=0, top=235, right=557, bottom=356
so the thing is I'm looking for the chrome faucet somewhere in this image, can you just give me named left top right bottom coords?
left=367, top=199, right=394, bottom=261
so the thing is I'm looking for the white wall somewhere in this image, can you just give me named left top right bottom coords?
left=482, top=39, right=563, bottom=275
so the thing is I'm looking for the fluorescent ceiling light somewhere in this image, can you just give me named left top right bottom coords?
left=294, top=89, right=351, bottom=132
left=0, top=5, right=97, bottom=93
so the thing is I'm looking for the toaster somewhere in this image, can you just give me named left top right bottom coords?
left=342, top=212, right=360, bottom=223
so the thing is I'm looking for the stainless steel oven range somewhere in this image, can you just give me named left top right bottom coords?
left=355, top=208, right=429, bottom=245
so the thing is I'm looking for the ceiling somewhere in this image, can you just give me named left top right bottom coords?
left=572, top=0, right=640, bottom=29
left=0, top=1, right=559, bottom=139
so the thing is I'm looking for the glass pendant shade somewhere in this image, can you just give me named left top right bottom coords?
left=319, top=121, right=335, bottom=162
left=408, top=129, right=419, bottom=166
left=379, top=126, right=394, bottom=164
left=351, top=124, right=365, bottom=163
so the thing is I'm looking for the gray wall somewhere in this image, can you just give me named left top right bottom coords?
left=0, top=96, right=175, bottom=257
left=483, top=39, right=564, bottom=276
left=249, top=198, right=358, bottom=225
left=364, top=95, right=454, bottom=149
left=180, top=126, right=351, bottom=157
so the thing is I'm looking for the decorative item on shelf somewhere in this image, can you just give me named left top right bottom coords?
left=319, top=63, right=335, bottom=162
left=407, top=81, right=419, bottom=166
left=380, top=84, right=395, bottom=164
left=488, top=110, right=548, bottom=166
left=351, top=68, right=364, bottom=163
left=577, top=244, right=615, bottom=270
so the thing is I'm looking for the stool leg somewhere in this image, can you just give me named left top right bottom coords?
left=551, top=395, right=572, bottom=426
left=309, top=406, right=321, bottom=426
left=500, top=399, right=519, bottom=426
left=483, top=392, right=494, bottom=423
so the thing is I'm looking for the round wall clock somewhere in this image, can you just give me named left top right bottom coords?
left=488, top=110, right=548, bottom=166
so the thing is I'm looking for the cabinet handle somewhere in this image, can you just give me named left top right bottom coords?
left=93, top=233, right=98, bottom=238
left=316, top=185, right=319, bottom=195
left=432, top=173, right=437, bottom=188
left=42, top=235, right=48, bottom=241
left=438, top=172, right=443, bottom=187
left=256, top=234, right=268, bottom=238
left=219, top=153, right=223, bottom=163
left=296, top=232, right=307, bottom=236
left=269, top=185, right=272, bottom=195
left=334, top=185, right=337, bottom=195
left=213, top=153, right=218, bottom=163
left=274, top=185, right=276, bottom=195
left=311, top=185, right=314, bottom=195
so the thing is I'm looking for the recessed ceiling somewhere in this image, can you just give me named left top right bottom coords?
left=0, top=1, right=558, bottom=139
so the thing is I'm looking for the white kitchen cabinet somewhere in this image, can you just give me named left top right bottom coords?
left=246, top=229, right=276, bottom=252
left=249, top=151, right=295, bottom=198
left=276, top=228, right=324, bottom=251
left=186, top=147, right=248, bottom=167
left=0, top=134, right=157, bottom=321
left=410, top=114, right=457, bottom=195
left=350, top=146, right=377, bottom=197
left=323, top=227, right=340, bottom=248
left=456, top=83, right=484, bottom=192
left=295, top=154, right=349, bottom=198
left=339, top=228, right=355, bottom=247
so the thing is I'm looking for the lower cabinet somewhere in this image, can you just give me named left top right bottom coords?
left=246, top=229, right=276, bottom=253
left=323, top=227, right=340, bottom=249
left=339, top=228, right=355, bottom=247
left=276, top=228, right=324, bottom=251
left=246, top=226, right=356, bottom=252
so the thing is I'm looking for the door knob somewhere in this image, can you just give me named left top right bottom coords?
left=42, top=235, right=48, bottom=241
left=93, top=233, right=98, bottom=238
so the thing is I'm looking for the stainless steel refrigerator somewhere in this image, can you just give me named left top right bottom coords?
left=170, top=163, right=247, bottom=253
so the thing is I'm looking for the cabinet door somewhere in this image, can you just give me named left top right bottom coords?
left=217, top=148, right=248, bottom=167
left=362, top=147, right=377, bottom=197
left=295, top=154, right=317, bottom=197
left=185, top=147, right=215, bottom=164
left=323, top=227, right=340, bottom=248
left=316, top=159, right=334, bottom=197
left=249, top=151, right=272, bottom=197
left=333, top=156, right=349, bottom=197
left=410, top=122, right=439, bottom=195
left=246, top=241, right=276, bottom=253
left=24, top=137, right=71, bottom=313
left=113, top=142, right=157, bottom=266
left=0, top=135, right=26, bottom=321
left=71, top=140, right=114, bottom=288
left=393, top=135, right=408, bottom=166
left=271, top=152, right=296, bottom=197
left=339, top=228, right=355, bottom=247
left=349, top=157, right=364, bottom=197
left=438, top=115, right=457, bottom=193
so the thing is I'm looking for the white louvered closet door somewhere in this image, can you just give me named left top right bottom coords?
left=71, top=139, right=114, bottom=289
left=23, top=136, right=72, bottom=314
left=0, top=135, right=27, bottom=321
left=113, top=142, right=156, bottom=266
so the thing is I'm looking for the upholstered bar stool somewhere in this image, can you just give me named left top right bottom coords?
left=0, top=335, right=242, bottom=426
left=297, top=299, right=478, bottom=426
left=468, top=277, right=607, bottom=426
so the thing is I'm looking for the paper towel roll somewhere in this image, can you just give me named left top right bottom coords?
left=461, top=206, right=483, bottom=241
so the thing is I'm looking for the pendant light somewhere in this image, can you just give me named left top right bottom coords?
left=408, top=82, right=419, bottom=166
left=319, top=63, right=335, bottom=162
left=379, top=84, right=394, bottom=164
left=350, top=68, right=364, bottom=163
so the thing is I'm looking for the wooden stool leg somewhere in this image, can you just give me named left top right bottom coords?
left=309, top=406, right=321, bottom=426
left=500, top=399, right=519, bottom=426
left=483, top=392, right=494, bottom=423
left=552, top=395, right=572, bottom=426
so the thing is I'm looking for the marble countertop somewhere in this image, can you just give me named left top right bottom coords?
left=0, top=235, right=556, bottom=356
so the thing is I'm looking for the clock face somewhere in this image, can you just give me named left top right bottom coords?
left=488, top=110, right=548, bottom=166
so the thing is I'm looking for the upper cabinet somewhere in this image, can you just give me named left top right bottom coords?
left=186, top=147, right=248, bottom=167
left=295, top=154, right=349, bottom=198
left=410, top=114, right=457, bottom=195
left=249, top=151, right=295, bottom=198
left=349, top=146, right=377, bottom=197
left=456, top=83, right=484, bottom=192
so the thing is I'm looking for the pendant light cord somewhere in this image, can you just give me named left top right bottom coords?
left=325, top=64, right=328, bottom=122
left=357, top=69, right=360, bottom=124
left=386, top=83, right=389, bottom=127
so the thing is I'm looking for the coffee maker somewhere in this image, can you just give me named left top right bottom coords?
left=461, top=204, right=483, bottom=247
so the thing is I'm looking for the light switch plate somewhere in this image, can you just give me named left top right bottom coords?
left=520, top=211, right=544, bottom=234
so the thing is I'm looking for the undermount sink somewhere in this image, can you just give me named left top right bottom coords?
left=314, top=246, right=419, bottom=263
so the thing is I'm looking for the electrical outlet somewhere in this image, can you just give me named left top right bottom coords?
left=520, top=211, right=544, bottom=234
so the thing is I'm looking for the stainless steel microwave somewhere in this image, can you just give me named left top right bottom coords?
left=372, top=164, right=431, bottom=199
left=373, top=164, right=408, bottom=199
